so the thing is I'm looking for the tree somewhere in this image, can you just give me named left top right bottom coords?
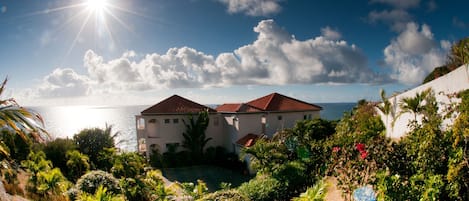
left=42, top=138, right=77, bottom=177
left=399, top=89, right=430, bottom=123
left=74, top=125, right=118, bottom=169
left=66, top=150, right=90, bottom=182
left=0, top=78, right=49, bottom=159
left=447, top=37, right=469, bottom=68
left=182, top=110, right=211, bottom=162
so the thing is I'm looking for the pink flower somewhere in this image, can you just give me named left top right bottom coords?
left=332, top=146, right=341, bottom=152
left=360, top=151, right=368, bottom=159
left=355, top=143, right=365, bottom=152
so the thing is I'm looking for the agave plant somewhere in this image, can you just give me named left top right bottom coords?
left=0, top=78, right=49, bottom=158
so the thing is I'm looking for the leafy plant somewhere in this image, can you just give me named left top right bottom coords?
left=78, top=185, right=124, bottom=201
left=111, top=152, right=146, bottom=178
left=66, top=150, right=90, bottom=182
left=182, top=110, right=211, bottom=162
left=237, top=175, right=286, bottom=201
left=73, top=125, right=118, bottom=169
left=292, top=179, right=328, bottom=201
left=75, top=170, right=121, bottom=195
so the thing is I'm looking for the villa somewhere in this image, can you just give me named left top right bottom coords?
left=135, top=93, right=322, bottom=157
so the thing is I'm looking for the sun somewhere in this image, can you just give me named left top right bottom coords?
left=85, top=0, right=108, bottom=13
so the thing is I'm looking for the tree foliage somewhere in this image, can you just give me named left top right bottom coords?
left=73, top=125, right=117, bottom=169
left=0, top=78, right=49, bottom=160
left=182, top=110, right=211, bottom=162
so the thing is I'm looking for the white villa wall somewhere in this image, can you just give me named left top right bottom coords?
left=136, top=113, right=224, bottom=157
left=379, top=65, right=469, bottom=139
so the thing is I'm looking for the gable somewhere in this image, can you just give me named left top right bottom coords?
left=247, top=93, right=322, bottom=112
left=141, top=95, right=216, bottom=115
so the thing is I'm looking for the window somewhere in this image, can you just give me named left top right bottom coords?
left=164, top=119, right=170, bottom=124
left=173, top=118, right=179, bottom=124
left=277, top=115, right=282, bottom=120
left=148, top=119, right=156, bottom=123
left=303, top=115, right=307, bottom=120
left=308, top=114, right=312, bottom=119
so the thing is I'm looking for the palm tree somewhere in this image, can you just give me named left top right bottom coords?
left=0, top=78, right=49, bottom=158
left=376, top=89, right=395, bottom=132
left=182, top=110, right=211, bottom=162
left=399, top=89, right=430, bottom=123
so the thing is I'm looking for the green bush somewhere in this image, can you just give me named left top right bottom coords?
left=111, top=152, right=146, bottom=178
left=42, top=138, right=77, bottom=175
left=238, top=175, right=286, bottom=201
left=75, top=170, right=120, bottom=195
left=200, top=189, right=249, bottom=201
left=73, top=126, right=117, bottom=169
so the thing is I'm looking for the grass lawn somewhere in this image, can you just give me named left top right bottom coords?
left=162, top=165, right=253, bottom=192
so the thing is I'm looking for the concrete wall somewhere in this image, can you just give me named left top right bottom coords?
left=378, top=65, right=469, bottom=139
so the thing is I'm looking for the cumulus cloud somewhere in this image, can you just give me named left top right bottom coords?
left=217, top=0, right=283, bottom=16
left=38, top=68, right=90, bottom=97
left=320, top=26, right=342, bottom=40
left=368, top=9, right=412, bottom=31
left=35, top=19, right=386, bottom=98
left=383, top=22, right=446, bottom=85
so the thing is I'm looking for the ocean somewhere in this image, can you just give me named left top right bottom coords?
left=31, top=102, right=356, bottom=152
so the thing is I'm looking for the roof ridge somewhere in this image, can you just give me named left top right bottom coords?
left=265, top=93, right=276, bottom=110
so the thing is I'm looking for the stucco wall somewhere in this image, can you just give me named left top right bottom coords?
left=379, top=65, right=469, bottom=139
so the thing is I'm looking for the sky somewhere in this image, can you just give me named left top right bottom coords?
left=0, top=0, right=468, bottom=106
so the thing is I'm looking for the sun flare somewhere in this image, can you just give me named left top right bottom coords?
left=86, top=0, right=108, bottom=12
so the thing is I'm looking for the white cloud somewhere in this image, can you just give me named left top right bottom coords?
left=38, top=68, right=90, bottom=97
left=320, top=26, right=342, bottom=40
left=217, top=0, right=283, bottom=16
left=34, top=19, right=385, bottom=99
left=1, top=6, right=7, bottom=13
left=370, top=0, right=420, bottom=9
left=383, top=22, right=446, bottom=85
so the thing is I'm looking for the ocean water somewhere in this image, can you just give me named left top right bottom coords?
left=31, top=103, right=356, bottom=152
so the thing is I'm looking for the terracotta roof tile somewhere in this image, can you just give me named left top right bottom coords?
left=141, top=95, right=216, bottom=115
left=247, top=93, right=322, bottom=112
left=236, top=133, right=260, bottom=147
left=216, top=103, right=262, bottom=113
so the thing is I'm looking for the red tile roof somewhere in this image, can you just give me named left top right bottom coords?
left=247, top=93, right=322, bottom=112
left=236, top=133, right=260, bottom=147
left=216, top=103, right=262, bottom=113
left=141, top=95, right=216, bottom=115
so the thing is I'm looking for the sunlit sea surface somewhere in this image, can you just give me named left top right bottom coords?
left=31, top=103, right=355, bottom=152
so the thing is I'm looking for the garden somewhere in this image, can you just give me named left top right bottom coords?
left=0, top=38, right=468, bottom=200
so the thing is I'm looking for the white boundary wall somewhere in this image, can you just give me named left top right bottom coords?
left=378, top=65, right=469, bottom=139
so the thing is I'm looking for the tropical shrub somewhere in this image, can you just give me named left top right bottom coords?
left=66, top=150, right=90, bottom=182
left=237, top=175, right=286, bottom=201
left=73, top=125, right=117, bottom=169
left=180, top=180, right=210, bottom=199
left=111, top=152, right=146, bottom=178
left=42, top=138, right=77, bottom=178
left=200, top=189, right=249, bottom=201
left=76, top=170, right=121, bottom=195
left=78, top=185, right=124, bottom=201
left=292, top=179, right=328, bottom=201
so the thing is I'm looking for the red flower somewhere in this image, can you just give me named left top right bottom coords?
left=332, top=146, right=341, bottom=152
left=360, top=151, right=368, bottom=159
left=355, top=143, right=365, bottom=152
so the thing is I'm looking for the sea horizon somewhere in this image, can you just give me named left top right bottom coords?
left=30, top=102, right=356, bottom=152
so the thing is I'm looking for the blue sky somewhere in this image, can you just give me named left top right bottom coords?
left=0, top=0, right=468, bottom=106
